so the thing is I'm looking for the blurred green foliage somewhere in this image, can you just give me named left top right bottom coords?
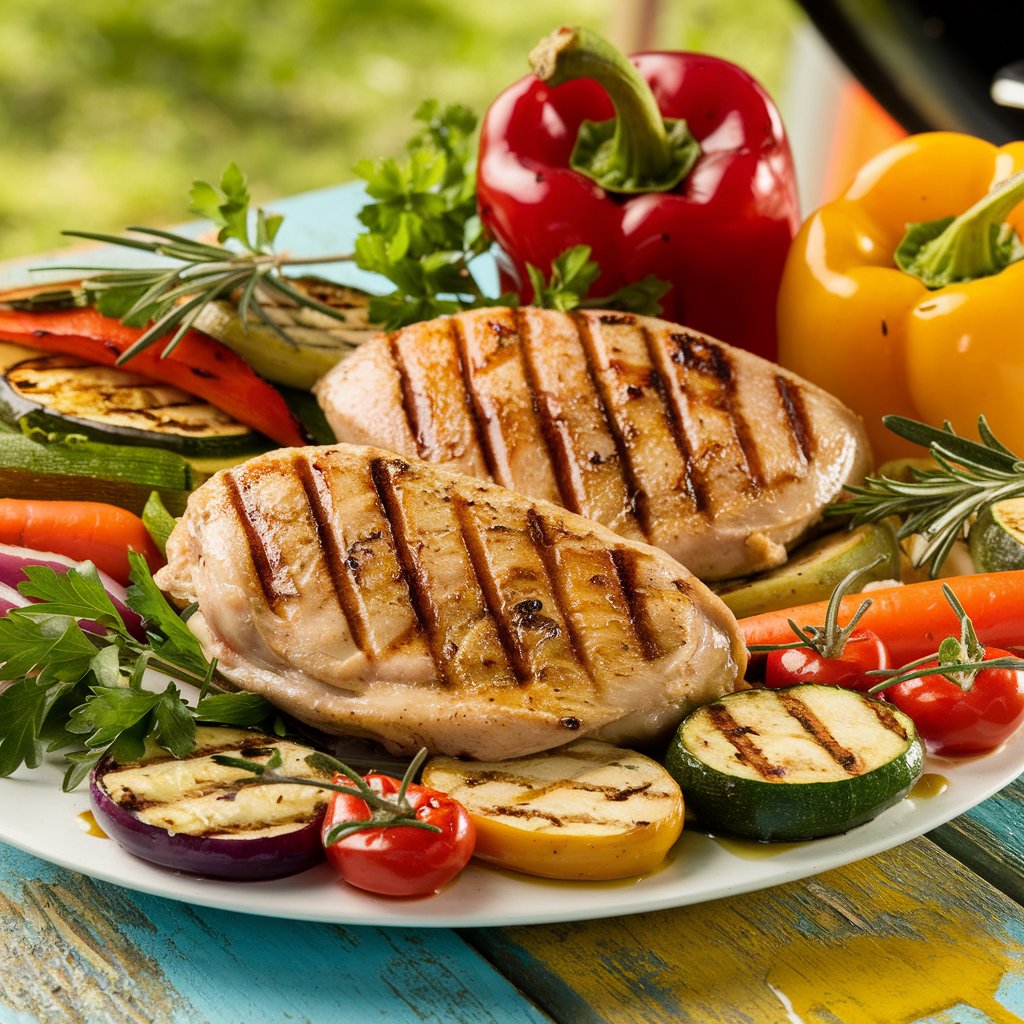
left=0, top=0, right=800, bottom=257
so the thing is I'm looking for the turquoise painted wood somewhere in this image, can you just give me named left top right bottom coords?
left=0, top=843, right=551, bottom=1024
left=463, top=837, right=1024, bottom=1024
left=929, top=775, right=1024, bottom=907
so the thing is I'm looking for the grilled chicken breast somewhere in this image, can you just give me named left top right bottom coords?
left=156, top=444, right=746, bottom=760
left=315, top=308, right=871, bottom=580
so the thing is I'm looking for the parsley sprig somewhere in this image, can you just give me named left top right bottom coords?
left=44, top=102, right=669, bottom=352
left=0, top=552, right=279, bottom=791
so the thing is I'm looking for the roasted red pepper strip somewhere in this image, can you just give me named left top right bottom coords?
left=477, top=26, right=800, bottom=361
left=0, top=306, right=308, bottom=448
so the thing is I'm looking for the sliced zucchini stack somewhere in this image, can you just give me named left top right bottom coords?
left=665, top=686, right=923, bottom=842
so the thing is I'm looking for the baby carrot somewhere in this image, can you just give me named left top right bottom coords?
left=739, top=571, right=1024, bottom=666
left=0, top=498, right=164, bottom=586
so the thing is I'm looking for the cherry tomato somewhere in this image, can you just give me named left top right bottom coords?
left=886, top=646, right=1024, bottom=756
left=763, top=630, right=890, bottom=693
left=322, top=773, right=475, bottom=897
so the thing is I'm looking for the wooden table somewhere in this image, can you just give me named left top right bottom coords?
left=2, top=187, right=1024, bottom=1024
left=2, top=778, right=1022, bottom=1023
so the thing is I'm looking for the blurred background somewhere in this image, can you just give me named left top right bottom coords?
left=6, top=0, right=1017, bottom=258
left=0, top=0, right=815, bottom=256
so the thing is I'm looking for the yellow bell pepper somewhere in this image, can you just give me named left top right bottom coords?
left=778, top=132, right=1024, bottom=464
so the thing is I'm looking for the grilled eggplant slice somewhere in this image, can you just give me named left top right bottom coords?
left=155, top=444, right=746, bottom=761
left=315, top=308, right=872, bottom=580
left=422, top=740, right=684, bottom=880
left=665, top=686, right=924, bottom=842
left=89, top=727, right=332, bottom=880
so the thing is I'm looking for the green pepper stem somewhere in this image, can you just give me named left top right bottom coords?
left=529, top=26, right=700, bottom=194
left=895, top=169, right=1024, bottom=288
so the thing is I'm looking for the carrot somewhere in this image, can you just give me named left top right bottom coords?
left=739, top=571, right=1024, bottom=666
left=0, top=498, right=164, bottom=586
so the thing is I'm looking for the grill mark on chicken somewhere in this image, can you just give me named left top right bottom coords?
left=514, top=307, right=576, bottom=512
left=610, top=549, right=658, bottom=661
left=448, top=317, right=501, bottom=482
left=670, top=332, right=765, bottom=494
left=706, top=704, right=786, bottom=779
left=223, top=471, right=294, bottom=611
left=293, top=454, right=373, bottom=659
left=639, top=323, right=701, bottom=510
left=776, top=691, right=865, bottom=774
left=572, top=312, right=650, bottom=536
left=775, top=374, right=815, bottom=463
left=452, top=494, right=531, bottom=685
left=387, top=332, right=427, bottom=459
left=525, top=508, right=589, bottom=674
left=367, top=457, right=447, bottom=683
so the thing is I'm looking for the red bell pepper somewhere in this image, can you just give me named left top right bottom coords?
left=0, top=305, right=308, bottom=448
left=476, top=26, right=800, bottom=362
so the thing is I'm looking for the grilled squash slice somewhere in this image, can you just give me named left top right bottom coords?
left=665, top=685, right=923, bottom=842
left=422, top=740, right=684, bottom=880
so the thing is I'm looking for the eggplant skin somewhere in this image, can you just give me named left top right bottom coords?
left=88, top=729, right=330, bottom=881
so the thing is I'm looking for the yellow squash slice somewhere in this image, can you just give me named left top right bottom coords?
left=422, top=740, right=683, bottom=881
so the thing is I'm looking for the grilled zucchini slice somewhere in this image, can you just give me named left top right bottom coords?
left=423, top=740, right=684, bottom=880
left=665, top=685, right=923, bottom=842
left=0, top=352, right=265, bottom=457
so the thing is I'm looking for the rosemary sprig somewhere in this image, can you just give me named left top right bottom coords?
left=213, top=746, right=441, bottom=842
left=830, top=415, right=1024, bottom=578
left=54, top=163, right=354, bottom=364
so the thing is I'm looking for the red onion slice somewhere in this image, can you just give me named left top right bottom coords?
left=89, top=727, right=330, bottom=881
left=0, top=542, right=146, bottom=640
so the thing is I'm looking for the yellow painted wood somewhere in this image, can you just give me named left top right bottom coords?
left=465, top=837, right=1024, bottom=1024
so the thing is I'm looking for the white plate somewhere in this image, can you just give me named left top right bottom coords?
left=1, top=185, right=1021, bottom=926
left=1, top=739, right=1020, bottom=928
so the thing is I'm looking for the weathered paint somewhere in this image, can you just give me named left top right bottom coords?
left=0, top=844, right=551, bottom=1024
left=466, top=837, right=1024, bottom=1024
left=930, top=776, right=1024, bottom=906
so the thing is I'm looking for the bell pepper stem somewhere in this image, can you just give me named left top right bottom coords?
left=529, top=26, right=701, bottom=194
left=895, top=169, right=1024, bottom=288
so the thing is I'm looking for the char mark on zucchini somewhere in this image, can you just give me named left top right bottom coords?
left=638, top=322, right=704, bottom=512
left=774, top=690, right=864, bottom=774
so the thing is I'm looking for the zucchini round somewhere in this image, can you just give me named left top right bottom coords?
left=969, top=498, right=1024, bottom=573
left=665, top=685, right=923, bottom=842
left=0, top=353, right=266, bottom=457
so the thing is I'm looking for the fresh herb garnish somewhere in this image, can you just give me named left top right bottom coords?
left=0, top=552, right=279, bottom=791
left=526, top=244, right=669, bottom=315
left=830, top=415, right=1024, bottom=578
left=49, top=102, right=669, bottom=350
left=53, top=163, right=355, bottom=365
